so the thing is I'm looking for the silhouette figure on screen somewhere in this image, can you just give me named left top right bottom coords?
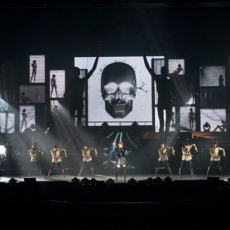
left=50, top=74, right=58, bottom=98
left=143, top=47, right=182, bottom=142
left=21, top=109, right=27, bottom=132
left=101, top=62, right=137, bottom=118
left=218, top=75, right=224, bottom=87
left=21, top=92, right=33, bottom=103
left=31, top=60, right=37, bottom=83
left=64, top=49, right=99, bottom=127
left=203, top=122, right=211, bottom=132
left=213, top=120, right=226, bottom=132
left=188, top=108, right=195, bottom=130
left=218, top=75, right=225, bottom=102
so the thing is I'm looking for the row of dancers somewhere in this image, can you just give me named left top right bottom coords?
left=4, top=140, right=226, bottom=181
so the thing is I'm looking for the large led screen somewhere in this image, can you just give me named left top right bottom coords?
left=155, top=107, right=176, bottom=132
left=74, top=56, right=155, bottom=126
left=199, top=66, right=225, bottom=87
left=50, top=70, right=65, bottom=99
left=0, top=113, right=15, bottom=133
left=19, top=105, right=35, bottom=133
left=20, top=85, right=45, bottom=103
left=200, top=109, right=226, bottom=132
left=29, top=55, right=45, bottom=83
left=180, top=106, right=196, bottom=132
left=168, top=59, right=185, bottom=75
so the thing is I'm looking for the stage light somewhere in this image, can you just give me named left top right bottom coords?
left=131, top=121, right=139, bottom=130
left=106, top=178, right=115, bottom=185
left=203, top=122, right=211, bottom=132
left=128, top=178, right=137, bottom=185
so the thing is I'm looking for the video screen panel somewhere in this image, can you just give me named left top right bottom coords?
left=29, top=55, right=45, bottom=83
left=153, top=58, right=165, bottom=75
left=19, top=105, right=35, bottom=133
left=74, top=56, right=155, bottom=126
left=155, top=107, right=176, bottom=132
left=20, top=85, right=45, bottom=104
left=0, top=113, right=15, bottom=133
left=50, top=70, right=65, bottom=99
left=200, top=109, right=226, bottom=132
left=168, top=59, right=185, bottom=75
left=199, top=66, right=225, bottom=87
left=180, top=106, right=196, bottom=132
left=0, top=145, right=6, bottom=155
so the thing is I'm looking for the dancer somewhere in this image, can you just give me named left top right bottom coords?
left=143, top=47, right=183, bottom=142
left=78, top=144, right=98, bottom=176
left=48, top=145, right=67, bottom=177
left=50, top=74, right=58, bottom=98
left=115, top=141, right=127, bottom=182
left=31, top=60, right=37, bottom=83
left=155, top=143, right=175, bottom=175
left=28, top=142, right=43, bottom=176
left=179, top=143, right=198, bottom=176
left=206, top=142, right=226, bottom=176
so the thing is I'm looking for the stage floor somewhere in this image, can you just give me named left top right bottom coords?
left=0, top=173, right=228, bottom=183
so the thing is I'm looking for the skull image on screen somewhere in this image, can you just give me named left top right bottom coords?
left=101, top=62, right=136, bottom=118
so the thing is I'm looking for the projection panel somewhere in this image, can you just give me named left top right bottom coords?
left=74, top=56, right=157, bottom=126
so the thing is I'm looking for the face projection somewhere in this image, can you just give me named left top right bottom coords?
left=101, top=62, right=137, bottom=118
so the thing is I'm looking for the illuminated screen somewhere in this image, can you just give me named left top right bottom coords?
left=180, top=106, right=196, bottom=132
left=0, top=92, right=9, bottom=111
left=20, top=85, right=45, bottom=103
left=0, top=145, right=6, bottom=155
left=155, top=107, right=175, bottom=132
left=19, top=105, right=35, bottom=133
left=74, top=56, right=156, bottom=126
left=168, top=59, right=185, bottom=75
left=29, top=55, right=45, bottom=83
left=199, top=66, right=225, bottom=87
left=0, top=113, right=15, bottom=133
left=200, top=109, right=226, bottom=132
left=153, top=58, right=165, bottom=75
left=50, top=70, right=65, bottom=99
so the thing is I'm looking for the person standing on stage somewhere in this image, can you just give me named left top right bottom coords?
left=28, top=142, right=43, bottom=176
left=48, top=145, right=67, bottom=177
left=179, top=142, right=198, bottom=176
left=206, top=142, right=226, bottom=176
left=115, top=141, right=127, bottom=182
left=155, top=143, right=175, bottom=176
left=78, top=144, right=98, bottom=176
